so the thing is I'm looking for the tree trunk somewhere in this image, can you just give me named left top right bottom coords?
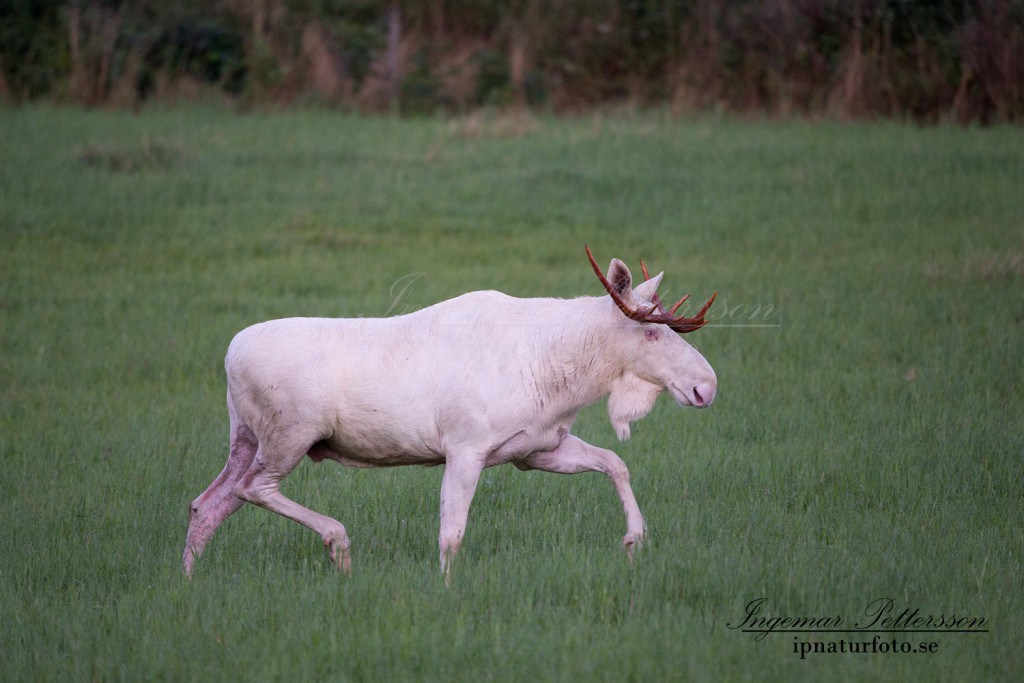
left=387, top=1, right=402, bottom=108
left=66, top=0, right=124, bottom=105
left=67, top=1, right=85, bottom=101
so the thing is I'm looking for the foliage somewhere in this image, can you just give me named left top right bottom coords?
left=142, top=21, right=247, bottom=95
left=0, top=0, right=1022, bottom=122
left=0, top=0, right=67, bottom=97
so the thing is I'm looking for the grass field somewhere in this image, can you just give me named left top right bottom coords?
left=1, top=105, right=1022, bottom=681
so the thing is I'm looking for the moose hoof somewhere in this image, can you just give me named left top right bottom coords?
left=623, top=531, right=645, bottom=560
left=325, top=537, right=352, bottom=574
left=182, top=553, right=196, bottom=578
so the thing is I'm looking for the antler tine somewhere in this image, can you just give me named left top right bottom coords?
left=666, top=291, right=717, bottom=333
left=639, top=258, right=670, bottom=314
left=666, top=293, right=690, bottom=316
left=586, top=245, right=715, bottom=332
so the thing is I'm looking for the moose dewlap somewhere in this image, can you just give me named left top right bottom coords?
left=182, top=246, right=717, bottom=577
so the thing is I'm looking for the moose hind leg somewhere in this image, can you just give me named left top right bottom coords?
left=234, top=441, right=352, bottom=573
left=182, top=422, right=258, bottom=576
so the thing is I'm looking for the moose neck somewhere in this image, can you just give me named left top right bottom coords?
left=529, top=296, right=636, bottom=413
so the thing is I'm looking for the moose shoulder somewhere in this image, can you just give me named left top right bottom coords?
left=183, top=246, right=717, bottom=578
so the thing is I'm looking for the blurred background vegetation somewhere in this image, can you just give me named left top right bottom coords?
left=1, top=0, right=1021, bottom=123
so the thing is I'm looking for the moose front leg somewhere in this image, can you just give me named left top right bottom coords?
left=516, top=435, right=647, bottom=554
left=438, top=457, right=484, bottom=578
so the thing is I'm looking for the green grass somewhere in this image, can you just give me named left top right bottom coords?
left=1, top=105, right=1022, bottom=681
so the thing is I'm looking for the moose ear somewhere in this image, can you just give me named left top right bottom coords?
left=606, top=258, right=633, bottom=298
left=631, top=271, right=664, bottom=304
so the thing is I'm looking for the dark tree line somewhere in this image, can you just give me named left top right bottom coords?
left=1, top=0, right=1021, bottom=123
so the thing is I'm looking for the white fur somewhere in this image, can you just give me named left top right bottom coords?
left=182, top=258, right=716, bottom=577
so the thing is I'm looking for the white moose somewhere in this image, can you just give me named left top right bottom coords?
left=182, top=246, right=717, bottom=577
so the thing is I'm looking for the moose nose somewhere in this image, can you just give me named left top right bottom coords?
left=691, top=381, right=717, bottom=408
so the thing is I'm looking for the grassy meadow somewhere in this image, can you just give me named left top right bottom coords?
left=1, top=105, right=1022, bottom=681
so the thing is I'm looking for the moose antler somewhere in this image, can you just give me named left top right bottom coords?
left=586, top=245, right=716, bottom=333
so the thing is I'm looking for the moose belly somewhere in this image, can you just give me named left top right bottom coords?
left=307, top=439, right=445, bottom=468
left=307, top=423, right=569, bottom=470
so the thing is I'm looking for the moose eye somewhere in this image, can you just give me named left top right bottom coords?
left=643, top=328, right=659, bottom=341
